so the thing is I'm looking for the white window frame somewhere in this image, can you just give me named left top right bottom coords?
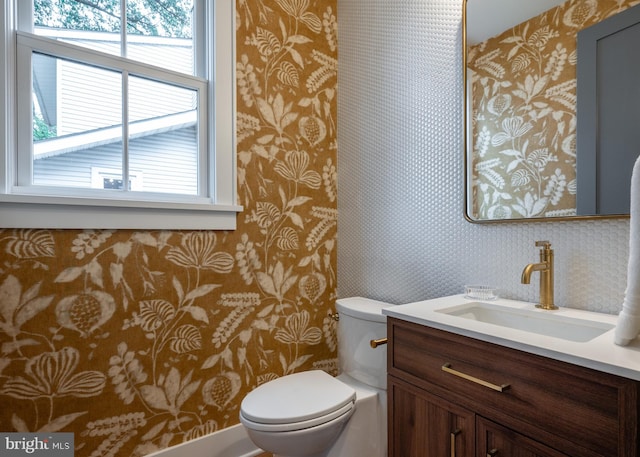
left=0, top=0, right=241, bottom=229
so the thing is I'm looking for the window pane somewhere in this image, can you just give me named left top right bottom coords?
left=34, top=0, right=122, bottom=56
left=126, top=33, right=194, bottom=75
left=33, top=53, right=123, bottom=188
left=129, top=76, right=196, bottom=121
left=32, top=1, right=195, bottom=75
left=126, top=0, right=193, bottom=38
left=126, top=0, right=195, bottom=74
left=128, top=75, right=198, bottom=195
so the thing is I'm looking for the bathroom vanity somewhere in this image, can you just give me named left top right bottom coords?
left=384, top=295, right=640, bottom=457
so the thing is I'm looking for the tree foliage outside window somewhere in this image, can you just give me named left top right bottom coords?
left=33, top=112, right=57, bottom=140
left=34, top=0, right=194, bottom=38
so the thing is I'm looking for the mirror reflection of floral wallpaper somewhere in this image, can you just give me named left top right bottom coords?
left=468, top=0, right=639, bottom=220
left=0, top=1, right=338, bottom=455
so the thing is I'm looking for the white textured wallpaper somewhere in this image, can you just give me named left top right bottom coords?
left=337, top=0, right=630, bottom=314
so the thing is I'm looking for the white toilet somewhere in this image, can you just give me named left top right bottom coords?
left=239, top=297, right=392, bottom=457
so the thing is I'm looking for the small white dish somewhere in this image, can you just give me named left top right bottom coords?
left=464, top=285, right=498, bottom=301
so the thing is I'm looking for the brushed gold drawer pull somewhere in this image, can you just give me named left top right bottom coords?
left=487, top=449, right=499, bottom=457
left=370, top=337, right=388, bottom=348
left=450, top=429, right=461, bottom=457
left=442, top=363, right=510, bottom=392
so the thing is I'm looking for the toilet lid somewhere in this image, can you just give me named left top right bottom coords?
left=240, top=370, right=356, bottom=426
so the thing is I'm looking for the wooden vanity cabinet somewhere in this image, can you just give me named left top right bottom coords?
left=387, top=317, right=640, bottom=457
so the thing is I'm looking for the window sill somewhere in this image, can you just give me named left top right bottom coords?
left=0, top=194, right=243, bottom=230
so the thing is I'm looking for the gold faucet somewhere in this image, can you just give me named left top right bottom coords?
left=521, top=241, right=557, bottom=310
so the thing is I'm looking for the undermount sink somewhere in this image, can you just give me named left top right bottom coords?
left=436, top=301, right=615, bottom=343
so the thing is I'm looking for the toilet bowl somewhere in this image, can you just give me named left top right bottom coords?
left=240, top=370, right=356, bottom=457
left=239, top=297, right=392, bottom=457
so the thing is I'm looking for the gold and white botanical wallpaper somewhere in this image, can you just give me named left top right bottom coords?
left=0, top=1, right=338, bottom=455
left=467, top=0, right=638, bottom=220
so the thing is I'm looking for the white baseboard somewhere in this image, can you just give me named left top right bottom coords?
left=146, top=423, right=262, bottom=457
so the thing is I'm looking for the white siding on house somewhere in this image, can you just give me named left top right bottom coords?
left=57, top=57, right=121, bottom=135
left=34, top=126, right=198, bottom=195
left=129, top=76, right=196, bottom=123
left=33, top=28, right=196, bottom=138
left=53, top=58, right=197, bottom=137
left=37, top=27, right=194, bottom=74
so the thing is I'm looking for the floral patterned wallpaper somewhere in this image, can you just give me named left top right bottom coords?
left=0, top=1, right=338, bottom=455
left=467, top=0, right=639, bottom=220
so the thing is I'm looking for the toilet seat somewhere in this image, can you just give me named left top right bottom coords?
left=240, top=401, right=354, bottom=432
left=239, top=370, right=356, bottom=432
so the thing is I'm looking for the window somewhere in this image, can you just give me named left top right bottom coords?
left=0, top=0, right=240, bottom=229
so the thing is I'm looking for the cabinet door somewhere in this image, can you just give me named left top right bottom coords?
left=389, top=377, right=474, bottom=457
left=477, top=417, right=569, bottom=457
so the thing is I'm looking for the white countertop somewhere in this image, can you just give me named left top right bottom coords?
left=383, top=294, right=640, bottom=381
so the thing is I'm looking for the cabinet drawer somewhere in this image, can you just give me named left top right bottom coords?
left=477, top=416, right=569, bottom=457
left=389, top=318, right=639, bottom=457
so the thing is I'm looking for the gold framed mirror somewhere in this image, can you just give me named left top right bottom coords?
left=463, top=0, right=638, bottom=223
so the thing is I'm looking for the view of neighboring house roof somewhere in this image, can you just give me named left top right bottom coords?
left=34, top=110, right=197, bottom=159
left=32, top=27, right=196, bottom=159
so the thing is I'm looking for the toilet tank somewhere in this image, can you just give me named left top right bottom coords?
left=336, top=297, right=393, bottom=390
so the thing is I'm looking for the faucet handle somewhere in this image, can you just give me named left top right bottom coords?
left=535, top=240, right=551, bottom=249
